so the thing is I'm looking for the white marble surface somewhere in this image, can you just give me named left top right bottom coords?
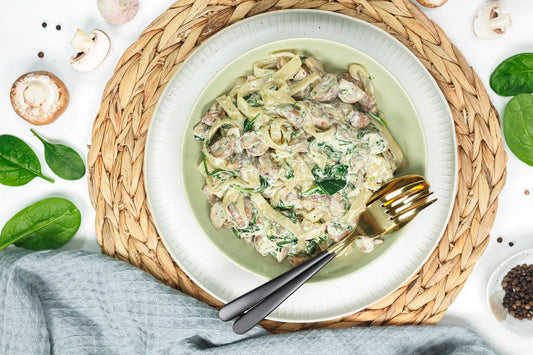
left=0, top=1, right=531, bottom=353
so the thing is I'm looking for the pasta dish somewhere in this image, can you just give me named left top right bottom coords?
left=193, top=52, right=404, bottom=266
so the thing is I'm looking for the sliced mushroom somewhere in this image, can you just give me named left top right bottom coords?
left=70, top=29, right=111, bottom=71
left=473, top=4, right=512, bottom=39
left=10, top=71, right=69, bottom=125
left=416, top=0, right=447, bottom=7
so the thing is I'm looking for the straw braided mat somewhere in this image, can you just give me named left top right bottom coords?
left=87, top=0, right=507, bottom=332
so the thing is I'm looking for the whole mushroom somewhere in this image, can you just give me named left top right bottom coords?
left=70, top=29, right=111, bottom=71
left=473, top=3, right=512, bottom=39
left=10, top=71, right=69, bottom=125
left=416, top=0, right=447, bottom=8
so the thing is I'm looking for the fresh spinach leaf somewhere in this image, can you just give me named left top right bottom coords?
left=0, top=135, right=54, bottom=186
left=503, top=93, right=533, bottom=165
left=490, top=53, right=533, bottom=96
left=311, top=164, right=348, bottom=195
left=325, top=164, right=348, bottom=179
left=317, top=179, right=346, bottom=195
left=31, top=130, right=85, bottom=180
left=0, top=197, right=81, bottom=251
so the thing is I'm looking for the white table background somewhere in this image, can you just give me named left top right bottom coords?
left=0, top=1, right=531, bottom=353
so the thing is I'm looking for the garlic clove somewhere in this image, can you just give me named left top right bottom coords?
left=416, top=0, right=448, bottom=8
left=97, top=0, right=139, bottom=25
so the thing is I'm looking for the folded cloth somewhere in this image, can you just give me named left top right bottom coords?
left=0, top=249, right=498, bottom=355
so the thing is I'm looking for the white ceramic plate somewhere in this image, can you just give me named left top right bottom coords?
left=144, top=10, right=457, bottom=322
left=487, top=248, right=533, bottom=338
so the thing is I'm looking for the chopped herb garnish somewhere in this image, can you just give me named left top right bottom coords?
left=244, top=92, right=261, bottom=107
left=202, top=154, right=235, bottom=177
left=244, top=114, right=260, bottom=132
left=301, top=185, right=326, bottom=197
left=276, top=237, right=298, bottom=247
left=285, top=163, right=294, bottom=179
left=231, top=176, right=269, bottom=193
left=357, top=129, right=372, bottom=139
left=232, top=229, right=242, bottom=239
left=367, top=111, right=387, bottom=126
left=274, top=205, right=295, bottom=211
left=306, top=240, right=318, bottom=255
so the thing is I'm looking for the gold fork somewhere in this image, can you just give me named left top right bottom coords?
left=219, top=175, right=437, bottom=334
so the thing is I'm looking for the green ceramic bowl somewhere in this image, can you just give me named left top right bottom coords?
left=181, top=38, right=427, bottom=282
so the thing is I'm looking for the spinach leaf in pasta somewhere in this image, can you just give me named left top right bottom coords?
left=311, top=164, right=348, bottom=195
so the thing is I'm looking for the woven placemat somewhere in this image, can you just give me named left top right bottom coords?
left=87, top=0, right=507, bottom=332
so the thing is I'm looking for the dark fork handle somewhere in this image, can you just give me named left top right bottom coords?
left=232, top=251, right=337, bottom=334
left=219, top=250, right=332, bottom=321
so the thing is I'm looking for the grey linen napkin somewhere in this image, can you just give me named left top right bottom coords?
left=0, top=249, right=498, bottom=354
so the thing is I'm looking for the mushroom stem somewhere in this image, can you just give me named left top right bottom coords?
left=71, top=29, right=96, bottom=53
left=489, top=13, right=512, bottom=31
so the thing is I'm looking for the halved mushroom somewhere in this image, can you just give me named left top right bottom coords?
left=473, top=4, right=512, bottom=39
left=10, top=71, right=69, bottom=125
left=70, top=29, right=111, bottom=71
left=416, top=0, right=447, bottom=7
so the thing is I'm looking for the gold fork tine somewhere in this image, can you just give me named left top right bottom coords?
left=366, top=175, right=426, bottom=206
left=387, top=190, right=434, bottom=216
left=388, top=198, right=437, bottom=222
left=380, top=181, right=429, bottom=208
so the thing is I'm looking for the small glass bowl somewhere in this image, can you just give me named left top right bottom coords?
left=486, top=248, right=533, bottom=338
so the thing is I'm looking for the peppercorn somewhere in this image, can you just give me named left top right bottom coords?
left=502, top=263, right=533, bottom=320
left=56, top=24, right=61, bottom=31
left=37, top=51, right=44, bottom=58
left=509, top=242, right=515, bottom=247
left=497, top=237, right=503, bottom=243
left=42, top=22, right=47, bottom=28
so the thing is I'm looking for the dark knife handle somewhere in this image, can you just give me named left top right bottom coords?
left=218, top=250, right=332, bottom=321
left=232, top=251, right=337, bottom=334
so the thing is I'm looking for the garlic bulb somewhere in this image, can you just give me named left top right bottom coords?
left=97, top=0, right=139, bottom=25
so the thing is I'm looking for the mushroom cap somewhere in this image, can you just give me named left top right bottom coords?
left=10, top=71, right=69, bottom=125
left=70, top=29, right=111, bottom=72
left=416, top=0, right=448, bottom=8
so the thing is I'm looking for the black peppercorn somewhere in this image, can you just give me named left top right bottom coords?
left=509, top=242, right=515, bottom=247
left=42, top=22, right=47, bottom=28
left=38, top=51, right=44, bottom=58
left=502, top=264, right=533, bottom=320
left=56, top=24, right=61, bottom=31
left=497, top=237, right=503, bottom=243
